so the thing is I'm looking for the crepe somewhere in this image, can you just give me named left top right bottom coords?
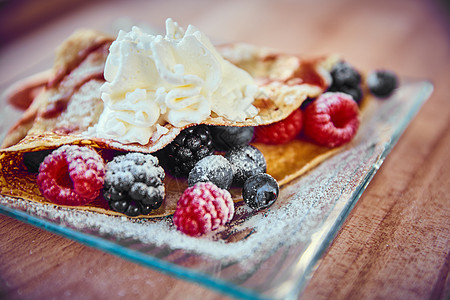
left=0, top=29, right=352, bottom=218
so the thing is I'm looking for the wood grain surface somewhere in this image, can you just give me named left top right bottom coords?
left=0, top=0, right=449, bottom=299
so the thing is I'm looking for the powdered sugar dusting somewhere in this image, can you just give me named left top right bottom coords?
left=0, top=81, right=433, bottom=297
left=0, top=134, right=381, bottom=262
left=56, top=80, right=104, bottom=130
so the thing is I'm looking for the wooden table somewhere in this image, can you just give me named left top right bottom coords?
left=0, top=0, right=449, bottom=299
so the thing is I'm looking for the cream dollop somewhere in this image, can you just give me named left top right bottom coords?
left=95, top=18, right=259, bottom=145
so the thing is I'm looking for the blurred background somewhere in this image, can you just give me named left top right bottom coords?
left=0, top=1, right=449, bottom=299
left=1, top=0, right=449, bottom=86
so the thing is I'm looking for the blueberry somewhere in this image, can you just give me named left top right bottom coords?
left=330, top=61, right=361, bottom=88
left=367, top=70, right=398, bottom=98
left=329, top=84, right=363, bottom=103
left=242, top=173, right=279, bottom=209
left=23, top=149, right=53, bottom=173
left=210, top=126, right=254, bottom=151
left=188, top=155, right=234, bottom=190
left=225, top=145, right=266, bottom=187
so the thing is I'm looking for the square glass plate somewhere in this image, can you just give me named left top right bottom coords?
left=0, top=80, right=433, bottom=299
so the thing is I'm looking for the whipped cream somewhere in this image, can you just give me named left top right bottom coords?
left=95, top=18, right=259, bottom=145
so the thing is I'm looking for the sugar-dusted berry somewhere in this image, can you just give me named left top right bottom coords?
left=188, top=155, right=234, bottom=190
left=225, top=145, right=266, bottom=187
left=37, top=145, right=106, bottom=206
left=102, top=152, right=165, bottom=217
left=303, top=92, right=360, bottom=148
left=173, top=182, right=234, bottom=237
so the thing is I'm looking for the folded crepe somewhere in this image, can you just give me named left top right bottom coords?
left=0, top=23, right=353, bottom=218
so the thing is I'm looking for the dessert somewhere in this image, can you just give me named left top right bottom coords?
left=0, top=18, right=397, bottom=236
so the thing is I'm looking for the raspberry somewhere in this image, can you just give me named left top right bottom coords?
left=253, top=109, right=303, bottom=144
left=303, top=92, right=360, bottom=148
left=173, top=182, right=234, bottom=237
left=102, top=152, right=165, bottom=217
left=37, top=145, right=106, bottom=206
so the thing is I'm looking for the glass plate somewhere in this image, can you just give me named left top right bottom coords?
left=0, top=80, right=433, bottom=299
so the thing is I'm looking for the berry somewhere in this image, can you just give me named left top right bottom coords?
left=209, top=126, right=254, bottom=151
left=242, top=173, right=279, bottom=209
left=23, top=149, right=53, bottom=173
left=330, top=61, right=361, bottom=88
left=173, top=182, right=234, bottom=237
left=159, top=125, right=214, bottom=177
left=328, top=61, right=363, bottom=103
left=225, top=145, right=267, bottom=187
left=330, top=84, right=363, bottom=104
left=303, top=92, right=360, bottom=148
left=102, top=152, right=165, bottom=217
left=188, top=155, right=233, bottom=190
left=253, top=109, right=303, bottom=144
left=367, top=70, right=398, bottom=98
left=37, top=145, right=105, bottom=206
left=300, top=97, right=315, bottom=110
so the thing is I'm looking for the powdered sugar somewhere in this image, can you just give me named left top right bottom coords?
left=56, top=80, right=104, bottom=130
left=0, top=81, right=434, bottom=297
left=0, top=133, right=381, bottom=262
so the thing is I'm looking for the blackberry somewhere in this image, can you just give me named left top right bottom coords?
left=328, top=61, right=363, bottom=103
left=188, top=155, right=234, bottom=190
left=159, top=125, right=214, bottom=177
left=102, top=152, right=165, bottom=217
left=367, top=70, right=398, bottom=98
left=242, top=173, right=279, bottom=209
left=225, top=145, right=266, bottom=187
left=209, top=126, right=254, bottom=151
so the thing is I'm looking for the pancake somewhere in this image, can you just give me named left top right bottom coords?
left=0, top=26, right=360, bottom=218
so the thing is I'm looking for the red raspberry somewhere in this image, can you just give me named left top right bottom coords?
left=253, top=108, right=303, bottom=144
left=303, top=92, right=360, bottom=147
left=173, top=182, right=234, bottom=237
left=37, top=145, right=106, bottom=206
